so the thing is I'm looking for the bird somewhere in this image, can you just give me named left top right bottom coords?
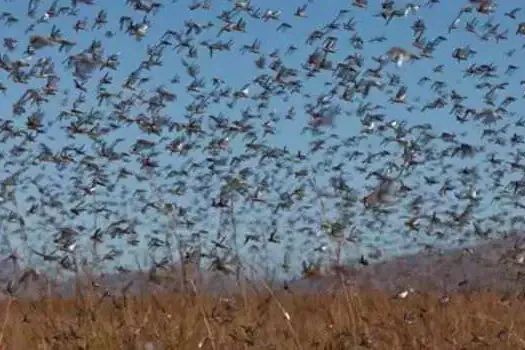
left=0, top=0, right=521, bottom=297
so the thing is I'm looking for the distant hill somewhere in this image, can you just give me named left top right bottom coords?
left=287, top=232, right=525, bottom=295
left=3, top=233, right=525, bottom=299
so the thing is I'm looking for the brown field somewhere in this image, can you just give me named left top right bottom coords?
left=3, top=233, right=525, bottom=349
left=2, top=279, right=525, bottom=350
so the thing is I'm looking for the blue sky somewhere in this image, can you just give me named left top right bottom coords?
left=0, top=0, right=524, bottom=278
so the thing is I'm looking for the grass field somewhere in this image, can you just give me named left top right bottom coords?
left=2, top=274, right=525, bottom=350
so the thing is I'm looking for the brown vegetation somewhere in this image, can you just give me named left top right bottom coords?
left=2, top=234, right=525, bottom=349
left=2, top=275, right=525, bottom=350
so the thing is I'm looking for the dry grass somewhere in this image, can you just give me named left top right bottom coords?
left=2, top=276, right=525, bottom=350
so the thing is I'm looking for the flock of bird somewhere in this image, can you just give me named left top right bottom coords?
left=0, top=0, right=524, bottom=283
